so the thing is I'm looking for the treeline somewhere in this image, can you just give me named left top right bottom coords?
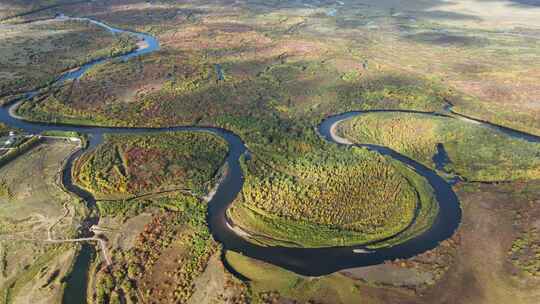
left=336, top=73, right=450, bottom=113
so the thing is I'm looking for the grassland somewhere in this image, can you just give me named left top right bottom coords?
left=0, top=139, right=85, bottom=304
left=416, top=181, right=540, bottom=304
left=0, top=16, right=136, bottom=97
left=0, top=136, right=42, bottom=168
left=509, top=228, right=540, bottom=277
left=338, top=112, right=540, bottom=181
left=226, top=250, right=387, bottom=304
left=0, top=0, right=78, bottom=20
left=0, top=139, right=82, bottom=241
left=506, top=184, right=540, bottom=278
left=73, top=132, right=228, bottom=200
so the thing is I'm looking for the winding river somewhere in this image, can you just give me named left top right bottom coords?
left=2, top=15, right=539, bottom=302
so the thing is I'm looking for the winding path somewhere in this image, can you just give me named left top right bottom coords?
left=2, top=15, right=538, bottom=282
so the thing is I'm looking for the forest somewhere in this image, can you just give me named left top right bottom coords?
left=73, top=132, right=228, bottom=200
left=228, top=134, right=438, bottom=247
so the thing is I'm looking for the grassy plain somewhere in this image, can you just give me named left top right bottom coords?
left=0, top=0, right=77, bottom=20
left=226, top=250, right=360, bottom=304
left=338, top=112, right=540, bottom=181
left=225, top=250, right=416, bottom=304
left=414, top=181, right=540, bottom=304
left=0, top=16, right=136, bottom=97
left=0, top=139, right=84, bottom=304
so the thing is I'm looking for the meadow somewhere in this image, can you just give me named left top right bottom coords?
left=0, top=139, right=84, bottom=304
left=0, top=16, right=136, bottom=97
left=509, top=228, right=540, bottom=277
left=338, top=112, right=540, bottom=182
left=225, top=250, right=370, bottom=304
left=0, top=0, right=75, bottom=20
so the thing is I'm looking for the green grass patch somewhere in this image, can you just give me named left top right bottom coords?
left=41, top=130, right=82, bottom=138
left=225, top=251, right=364, bottom=304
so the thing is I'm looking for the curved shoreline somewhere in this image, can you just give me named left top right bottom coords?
left=3, top=14, right=535, bottom=282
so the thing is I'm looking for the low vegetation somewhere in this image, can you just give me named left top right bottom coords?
left=0, top=180, right=12, bottom=199
left=337, top=73, right=450, bottom=113
left=508, top=228, right=540, bottom=277
left=0, top=136, right=42, bottom=168
left=0, top=139, right=84, bottom=303
left=73, top=132, right=228, bottom=200
left=225, top=250, right=365, bottom=304
left=0, top=138, right=83, bottom=244
left=93, top=194, right=219, bottom=304
left=0, top=0, right=73, bottom=20
left=507, top=192, right=540, bottom=279
left=338, top=112, right=540, bottom=181
left=0, top=17, right=136, bottom=96
left=0, top=243, right=72, bottom=304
